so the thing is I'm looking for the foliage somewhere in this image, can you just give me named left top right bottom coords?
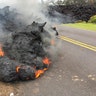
left=49, top=0, right=96, bottom=5
left=41, top=0, right=96, bottom=6
left=75, top=20, right=86, bottom=23
left=88, top=15, right=96, bottom=23
left=64, top=23, right=96, bottom=31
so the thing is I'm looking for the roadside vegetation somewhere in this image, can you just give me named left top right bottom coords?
left=88, top=15, right=96, bottom=23
left=64, top=15, right=96, bottom=31
left=44, top=0, right=96, bottom=31
left=48, top=0, right=96, bottom=23
left=64, top=23, right=96, bottom=32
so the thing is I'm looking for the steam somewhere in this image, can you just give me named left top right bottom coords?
left=0, top=24, right=10, bottom=42
left=0, top=24, right=6, bottom=39
left=0, top=0, right=75, bottom=24
left=0, top=0, right=49, bottom=23
left=8, top=0, right=66, bottom=24
left=0, top=0, right=62, bottom=60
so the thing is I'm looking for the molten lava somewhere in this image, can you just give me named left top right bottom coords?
left=51, top=39, right=55, bottom=45
left=16, top=66, right=21, bottom=73
left=35, top=70, right=44, bottom=78
left=35, top=57, right=51, bottom=79
left=0, top=45, right=4, bottom=57
left=43, top=57, right=51, bottom=65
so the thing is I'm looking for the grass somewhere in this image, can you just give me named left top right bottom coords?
left=64, top=23, right=96, bottom=32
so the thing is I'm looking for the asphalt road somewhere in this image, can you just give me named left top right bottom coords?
left=1, top=25, right=96, bottom=96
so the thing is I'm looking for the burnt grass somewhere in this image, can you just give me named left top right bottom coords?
left=49, top=4, right=96, bottom=22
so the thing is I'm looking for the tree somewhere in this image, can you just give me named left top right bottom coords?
left=42, top=0, right=96, bottom=5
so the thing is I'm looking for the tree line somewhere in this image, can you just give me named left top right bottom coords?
left=41, top=0, right=96, bottom=5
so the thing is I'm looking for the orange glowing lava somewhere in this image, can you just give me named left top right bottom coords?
left=43, top=57, right=51, bottom=65
left=44, top=68, right=48, bottom=71
left=0, top=44, right=4, bottom=56
left=35, top=57, right=51, bottom=79
left=51, top=40, right=55, bottom=45
left=35, top=70, right=44, bottom=78
left=16, top=66, right=21, bottom=73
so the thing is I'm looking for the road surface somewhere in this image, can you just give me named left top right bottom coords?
left=0, top=25, right=96, bottom=96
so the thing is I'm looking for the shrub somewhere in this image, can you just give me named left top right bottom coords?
left=75, top=20, right=86, bottom=23
left=88, top=15, right=96, bottom=23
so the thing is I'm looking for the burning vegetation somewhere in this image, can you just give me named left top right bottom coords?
left=0, top=6, right=58, bottom=82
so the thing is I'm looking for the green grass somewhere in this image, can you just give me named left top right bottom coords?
left=64, top=23, right=96, bottom=32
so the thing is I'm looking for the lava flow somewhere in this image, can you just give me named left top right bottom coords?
left=43, top=57, right=51, bottom=65
left=0, top=44, right=4, bottom=57
left=35, top=70, right=44, bottom=78
left=16, top=66, right=21, bottom=73
left=51, top=39, right=55, bottom=45
left=0, top=18, right=57, bottom=82
left=35, top=57, right=51, bottom=78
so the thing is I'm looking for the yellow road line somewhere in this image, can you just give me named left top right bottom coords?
left=60, top=36, right=96, bottom=49
left=58, top=36, right=96, bottom=52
